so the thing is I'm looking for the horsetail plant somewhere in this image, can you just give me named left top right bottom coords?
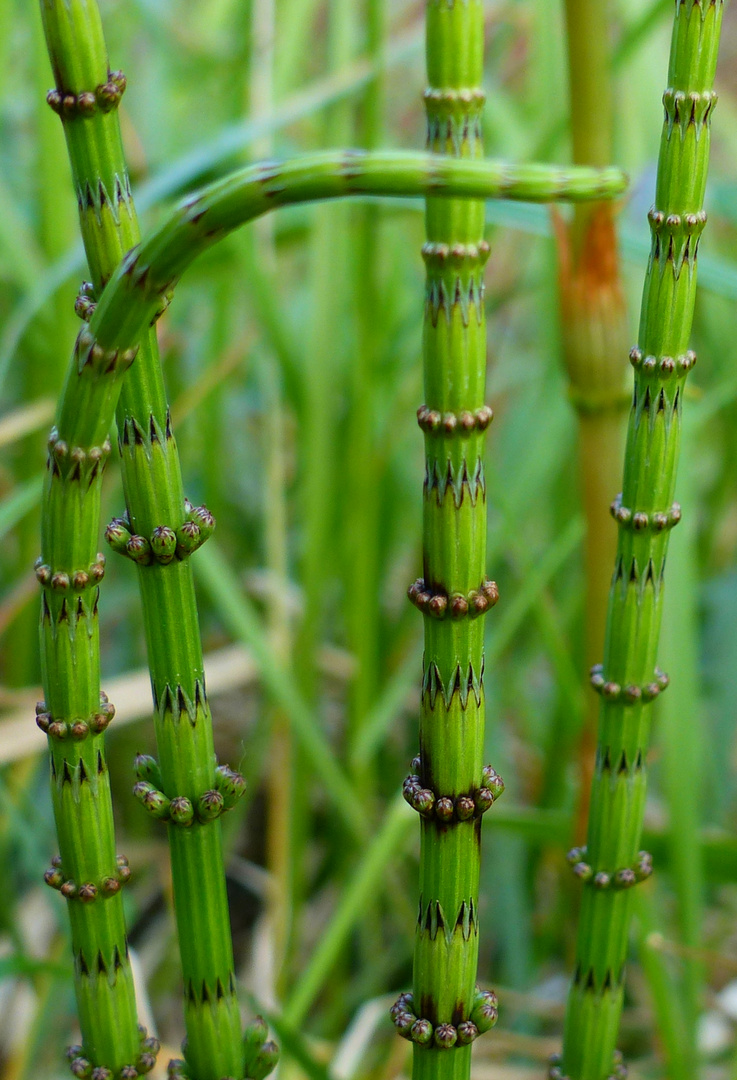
left=390, top=3, right=506, bottom=1077
left=558, top=3, right=723, bottom=1078
left=34, top=2, right=626, bottom=1074
left=33, top=151, right=623, bottom=1077
left=34, top=13, right=153, bottom=1077
left=391, top=4, right=626, bottom=1080
left=39, top=4, right=274, bottom=1079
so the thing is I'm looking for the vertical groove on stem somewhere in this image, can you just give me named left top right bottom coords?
left=561, top=2, right=723, bottom=1077
left=411, top=5, right=496, bottom=1080
left=39, top=2, right=258, bottom=1077
left=36, top=1, right=143, bottom=1073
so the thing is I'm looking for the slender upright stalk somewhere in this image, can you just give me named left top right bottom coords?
left=37, top=410, right=145, bottom=1076
left=413, top=4, right=498, bottom=1080
left=33, top=4, right=145, bottom=1075
left=39, top=4, right=270, bottom=1078
left=345, top=0, right=385, bottom=787
left=294, top=1, right=359, bottom=999
left=37, top=365, right=145, bottom=1077
left=259, top=356, right=294, bottom=1000
left=249, top=0, right=295, bottom=1005
left=557, top=0, right=630, bottom=838
left=298, top=0, right=358, bottom=704
left=560, top=3, right=722, bottom=1077
left=388, top=6, right=507, bottom=1080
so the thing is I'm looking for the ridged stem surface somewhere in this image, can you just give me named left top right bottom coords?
left=412, top=6, right=488, bottom=1080
left=561, top=3, right=723, bottom=1077
left=38, top=470, right=140, bottom=1076
left=40, top=2, right=242, bottom=1076
left=35, top=1, right=141, bottom=1071
left=82, top=151, right=625, bottom=361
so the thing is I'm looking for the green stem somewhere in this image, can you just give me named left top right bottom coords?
left=38, top=3, right=257, bottom=1077
left=37, top=299, right=143, bottom=1078
left=561, top=3, right=723, bottom=1077
left=293, top=4, right=359, bottom=994
left=258, top=355, right=295, bottom=998
left=406, top=6, right=495, bottom=1080
left=34, top=2, right=143, bottom=1073
left=84, top=151, right=625, bottom=361
left=299, top=6, right=358, bottom=705
left=345, top=0, right=386, bottom=784
left=248, top=0, right=295, bottom=1003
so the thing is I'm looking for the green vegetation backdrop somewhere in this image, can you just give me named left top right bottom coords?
left=1, top=2, right=737, bottom=1080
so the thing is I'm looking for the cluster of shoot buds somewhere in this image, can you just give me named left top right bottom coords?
left=390, top=987, right=498, bottom=1048
left=402, top=759, right=504, bottom=821
left=106, top=501, right=215, bottom=566
left=66, top=1026, right=158, bottom=1080
left=566, top=847, right=653, bottom=890
left=133, top=755, right=246, bottom=826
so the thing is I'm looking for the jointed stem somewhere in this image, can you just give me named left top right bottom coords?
left=40, top=2, right=252, bottom=1077
left=35, top=1, right=143, bottom=1073
left=560, top=3, right=723, bottom=1077
left=41, top=151, right=625, bottom=495
left=83, top=150, right=625, bottom=360
left=392, top=5, right=628, bottom=1080
left=409, top=4, right=493, bottom=1080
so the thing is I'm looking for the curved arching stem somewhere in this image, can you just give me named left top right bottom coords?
left=77, top=150, right=626, bottom=376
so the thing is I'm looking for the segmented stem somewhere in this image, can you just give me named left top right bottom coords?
left=39, top=437, right=140, bottom=1077
left=36, top=0, right=141, bottom=1071
left=409, top=5, right=493, bottom=1080
left=80, top=151, right=624, bottom=361
left=561, top=4, right=723, bottom=1077
left=40, top=2, right=247, bottom=1077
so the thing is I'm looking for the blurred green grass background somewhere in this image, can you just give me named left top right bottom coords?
left=3, top=1, right=737, bottom=1078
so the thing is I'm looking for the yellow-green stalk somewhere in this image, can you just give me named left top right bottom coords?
left=556, top=0, right=631, bottom=838
left=559, top=3, right=723, bottom=1077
